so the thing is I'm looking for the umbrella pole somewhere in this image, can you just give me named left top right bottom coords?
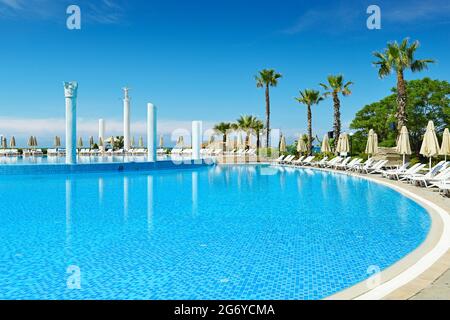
left=403, top=154, right=405, bottom=166
left=429, top=157, right=432, bottom=170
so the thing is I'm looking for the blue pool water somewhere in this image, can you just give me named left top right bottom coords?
left=0, top=155, right=169, bottom=165
left=0, top=165, right=430, bottom=299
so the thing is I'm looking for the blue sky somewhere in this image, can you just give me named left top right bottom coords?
left=0, top=0, right=449, bottom=146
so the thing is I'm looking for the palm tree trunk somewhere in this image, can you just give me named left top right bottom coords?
left=396, top=70, right=407, bottom=131
left=265, top=84, right=270, bottom=149
left=307, top=104, right=313, bottom=156
left=256, top=133, right=260, bottom=157
left=332, top=92, right=341, bottom=149
left=222, top=135, right=226, bottom=152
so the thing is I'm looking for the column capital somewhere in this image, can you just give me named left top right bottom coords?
left=64, top=81, right=78, bottom=98
left=123, top=87, right=131, bottom=100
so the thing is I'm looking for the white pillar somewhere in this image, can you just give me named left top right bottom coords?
left=98, top=119, right=105, bottom=151
left=64, top=82, right=78, bottom=164
left=123, top=88, right=131, bottom=151
left=147, top=103, right=157, bottom=162
left=98, top=119, right=105, bottom=141
left=192, top=121, right=202, bottom=161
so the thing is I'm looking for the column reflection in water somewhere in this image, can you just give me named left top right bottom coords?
left=147, top=175, right=154, bottom=236
left=65, top=179, right=73, bottom=250
left=98, top=177, right=104, bottom=206
left=123, top=176, right=129, bottom=222
left=192, top=171, right=198, bottom=216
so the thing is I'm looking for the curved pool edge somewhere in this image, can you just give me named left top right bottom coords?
left=267, top=164, right=449, bottom=300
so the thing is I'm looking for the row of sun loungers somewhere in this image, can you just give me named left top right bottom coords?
left=0, top=149, right=20, bottom=156
left=273, top=154, right=450, bottom=197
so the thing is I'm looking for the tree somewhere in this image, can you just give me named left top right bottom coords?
left=232, top=115, right=263, bottom=152
left=373, top=38, right=434, bottom=131
left=350, top=78, right=449, bottom=156
left=213, top=122, right=232, bottom=152
left=320, top=75, right=353, bottom=148
left=295, top=89, right=323, bottom=155
left=255, top=69, right=282, bottom=148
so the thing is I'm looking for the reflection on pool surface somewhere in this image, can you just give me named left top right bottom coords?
left=0, top=165, right=430, bottom=299
left=0, top=155, right=170, bottom=165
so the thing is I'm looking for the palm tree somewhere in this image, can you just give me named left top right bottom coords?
left=373, top=38, right=434, bottom=130
left=213, top=122, right=232, bottom=152
left=320, top=75, right=353, bottom=149
left=255, top=69, right=282, bottom=148
left=295, top=89, right=323, bottom=155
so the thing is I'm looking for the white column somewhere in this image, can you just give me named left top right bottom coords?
left=64, top=82, right=78, bottom=164
left=123, top=88, right=131, bottom=151
left=192, top=121, right=202, bottom=161
left=98, top=119, right=105, bottom=151
left=98, top=119, right=105, bottom=141
left=147, top=103, right=157, bottom=162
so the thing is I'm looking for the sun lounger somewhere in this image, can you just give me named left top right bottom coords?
left=301, top=156, right=316, bottom=166
left=272, top=155, right=285, bottom=163
left=345, top=158, right=363, bottom=171
left=312, top=156, right=328, bottom=167
left=397, top=163, right=427, bottom=181
left=325, top=156, right=342, bottom=168
left=281, top=155, right=295, bottom=164
left=363, top=160, right=388, bottom=174
left=290, top=156, right=305, bottom=165
left=415, top=167, right=450, bottom=188
left=171, top=148, right=183, bottom=155
left=333, top=157, right=351, bottom=169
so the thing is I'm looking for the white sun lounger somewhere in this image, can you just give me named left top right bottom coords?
left=333, top=157, right=351, bottom=169
left=312, top=156, right=328, bottom=167
left=404, top=161, right=447, bottom=183
left=325, top=156, right=342, bottom=168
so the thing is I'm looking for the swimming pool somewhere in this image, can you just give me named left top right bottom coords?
left=0, top=155, right=170, bottom=165
left=0, top=165, right=430, bottom=299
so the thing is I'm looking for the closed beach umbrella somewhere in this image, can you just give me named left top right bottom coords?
left=1, top=137, right=7, bottom=149
left=321, top=134, right=331, bottom=153
left=54, top=136, right=61, bottom=148
left=33, top=136, right=38, bottom=147
left=396, top=126, right=412, bottom=165
left=176, top=136, right=184, bottom=148
left=336, top=133, right=349, bottom=155
left=365, top=129, right=379, bottom=159
left=297, top=136, right=307, bottom=153
left=10, top=136, right=16, bottom=148
left=98, top=137, right=104, bottom=147
left=28, top=136, right=34, bottom=148
left=420, top=120, right=440, bottom=169
left=130, top=136, right=135, bottom=147
left=138, top=136, right=144, bottom=148
left=78, top=137, right=83, bottom=148
left=89, top=136, right=94, bottom=148
left=208, top=135, right=214, bottom=146
left=440, top=128, right=450, bottom=161
left=159, top=135, right=164, bottom=148
left=237, top=132, right=244, bottom=149
left=279, top=135, right=287, bottom=153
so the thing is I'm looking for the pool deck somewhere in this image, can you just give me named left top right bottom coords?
left=262, top=162, right=450, bottom=300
